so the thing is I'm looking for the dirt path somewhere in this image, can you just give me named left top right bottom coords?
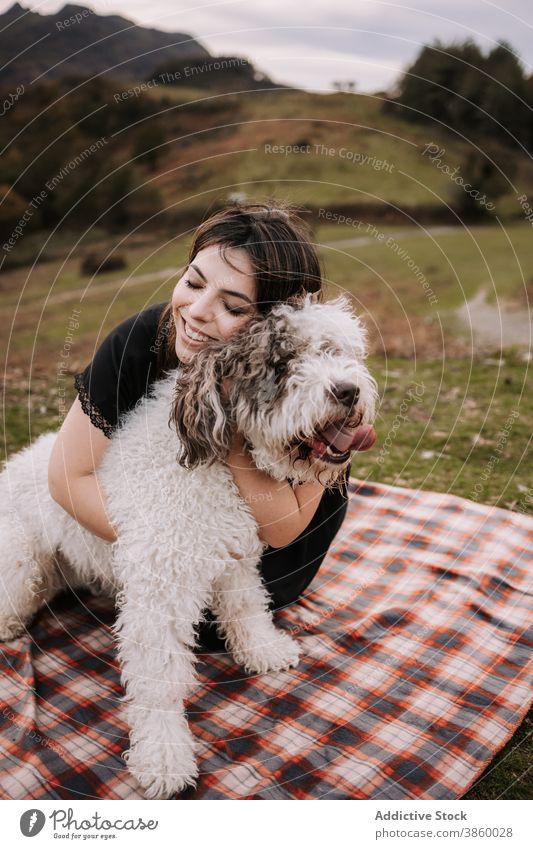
left=455, top=288, right=531, bottom=349
left=324, top=227, right=531, bottom=351
left=47, top=267, right=182, bottom=305
left=322, top=225, right=461, bottom=250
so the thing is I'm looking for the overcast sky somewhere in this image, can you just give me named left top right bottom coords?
left=6, top=0, right=533, bottom=92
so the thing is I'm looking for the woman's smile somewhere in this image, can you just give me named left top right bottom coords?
left=177, top=312, right=215, bottom=348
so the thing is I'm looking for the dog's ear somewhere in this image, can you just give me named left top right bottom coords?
left=285, top=291, right=313, bottom=309
left=169, top=342, right=234, bottom=469
left=169, top=328, right=256, bottom=469
left=169, top=307, right=294, bottom=467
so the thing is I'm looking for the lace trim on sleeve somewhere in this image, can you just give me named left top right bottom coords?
left=74, top=373, right=115, bottom=439
left=341, top=464, right=350, bottom=498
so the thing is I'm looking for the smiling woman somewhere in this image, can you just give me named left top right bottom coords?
left=171, top=244, right=258, bottom=362
left=49, top=200, right=372, bottom=651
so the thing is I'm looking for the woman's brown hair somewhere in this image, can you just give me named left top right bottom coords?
left=154, top=199, right=324, bottom=380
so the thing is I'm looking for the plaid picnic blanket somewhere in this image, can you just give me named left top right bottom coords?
left=0, top=477, right=532, bottom=800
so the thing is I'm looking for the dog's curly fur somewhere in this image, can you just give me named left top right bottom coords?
left=0, top=293, right=378, bottom=798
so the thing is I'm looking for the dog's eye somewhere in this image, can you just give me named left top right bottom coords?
left=273, top=361, right=288, bottom=383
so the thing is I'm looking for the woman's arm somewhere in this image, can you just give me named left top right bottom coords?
left=48, top=398, right=118, bottom=543
left=226, top=431, right=325, bottom=549
left=50, top=405, right=318, bottom=549
left=50, top=303, right=170, bottom=543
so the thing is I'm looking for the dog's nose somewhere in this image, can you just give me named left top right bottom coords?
left=332, top=382, right=360, bottom=409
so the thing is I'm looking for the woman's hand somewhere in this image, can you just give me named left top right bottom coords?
left=225, top=427, right=322, bottom=548
left=229, top=427, right=246, bottom=456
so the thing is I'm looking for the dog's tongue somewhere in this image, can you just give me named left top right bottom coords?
left=313, top=423, right=377, bottom=454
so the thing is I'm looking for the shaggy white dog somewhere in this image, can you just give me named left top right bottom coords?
left=0, top=293, right=378, bottom=798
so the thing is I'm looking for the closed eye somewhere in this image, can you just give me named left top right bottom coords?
left=184, top=279, right=246, bottom=316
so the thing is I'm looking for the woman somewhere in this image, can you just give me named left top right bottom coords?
left=48, top=201, right=375, bottom=650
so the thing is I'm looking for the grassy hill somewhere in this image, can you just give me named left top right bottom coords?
left=3, top=85, right=533, bottom=269
left=140, top=86, right=533, bottom=214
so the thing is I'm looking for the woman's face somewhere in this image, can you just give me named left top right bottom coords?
left=171, top=245, right=258, bottom=362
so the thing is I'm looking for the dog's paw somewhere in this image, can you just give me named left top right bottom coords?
left=0, top=616, right=27, bottom=642
left=124, top=716, right=199, bottom=799
left=125, top=745, right=199, bottom=799
left=127, top=759, right=198, bottom=800
left=234, top=631, right=301, bottom=675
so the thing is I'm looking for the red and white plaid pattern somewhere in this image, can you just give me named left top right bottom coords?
left=1, top=478, right=532, bottom=799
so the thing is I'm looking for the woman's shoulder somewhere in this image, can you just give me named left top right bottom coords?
left=97, top=299, right=170, bottom=376
left=112, top=300, right=168, bottom=347
left=74, top=300, right=170, bottom=436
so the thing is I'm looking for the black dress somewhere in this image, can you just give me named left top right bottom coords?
left=74, top=302, right=349, bottom=650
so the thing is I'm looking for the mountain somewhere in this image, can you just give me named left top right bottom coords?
left=149, top=54, right=282, bottom=91
left=0, top=2, right=212, bottom=87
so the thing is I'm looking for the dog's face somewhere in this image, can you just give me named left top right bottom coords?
left=170, top=294, right=378, bottom=487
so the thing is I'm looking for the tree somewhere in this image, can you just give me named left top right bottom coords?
left=133, top=121, right=166, bottom=171
left=451, top=146, right=517, bottom=219
left=386, top=38, right=531, bottom=152
left=392, top=38, right=484, bottom=128
left=481, top=40, right=529, bottom=149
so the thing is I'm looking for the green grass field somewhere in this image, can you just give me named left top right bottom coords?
left=2, top=222, right=532, bottom=364
left=319, top=222, right=533, bottom=308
